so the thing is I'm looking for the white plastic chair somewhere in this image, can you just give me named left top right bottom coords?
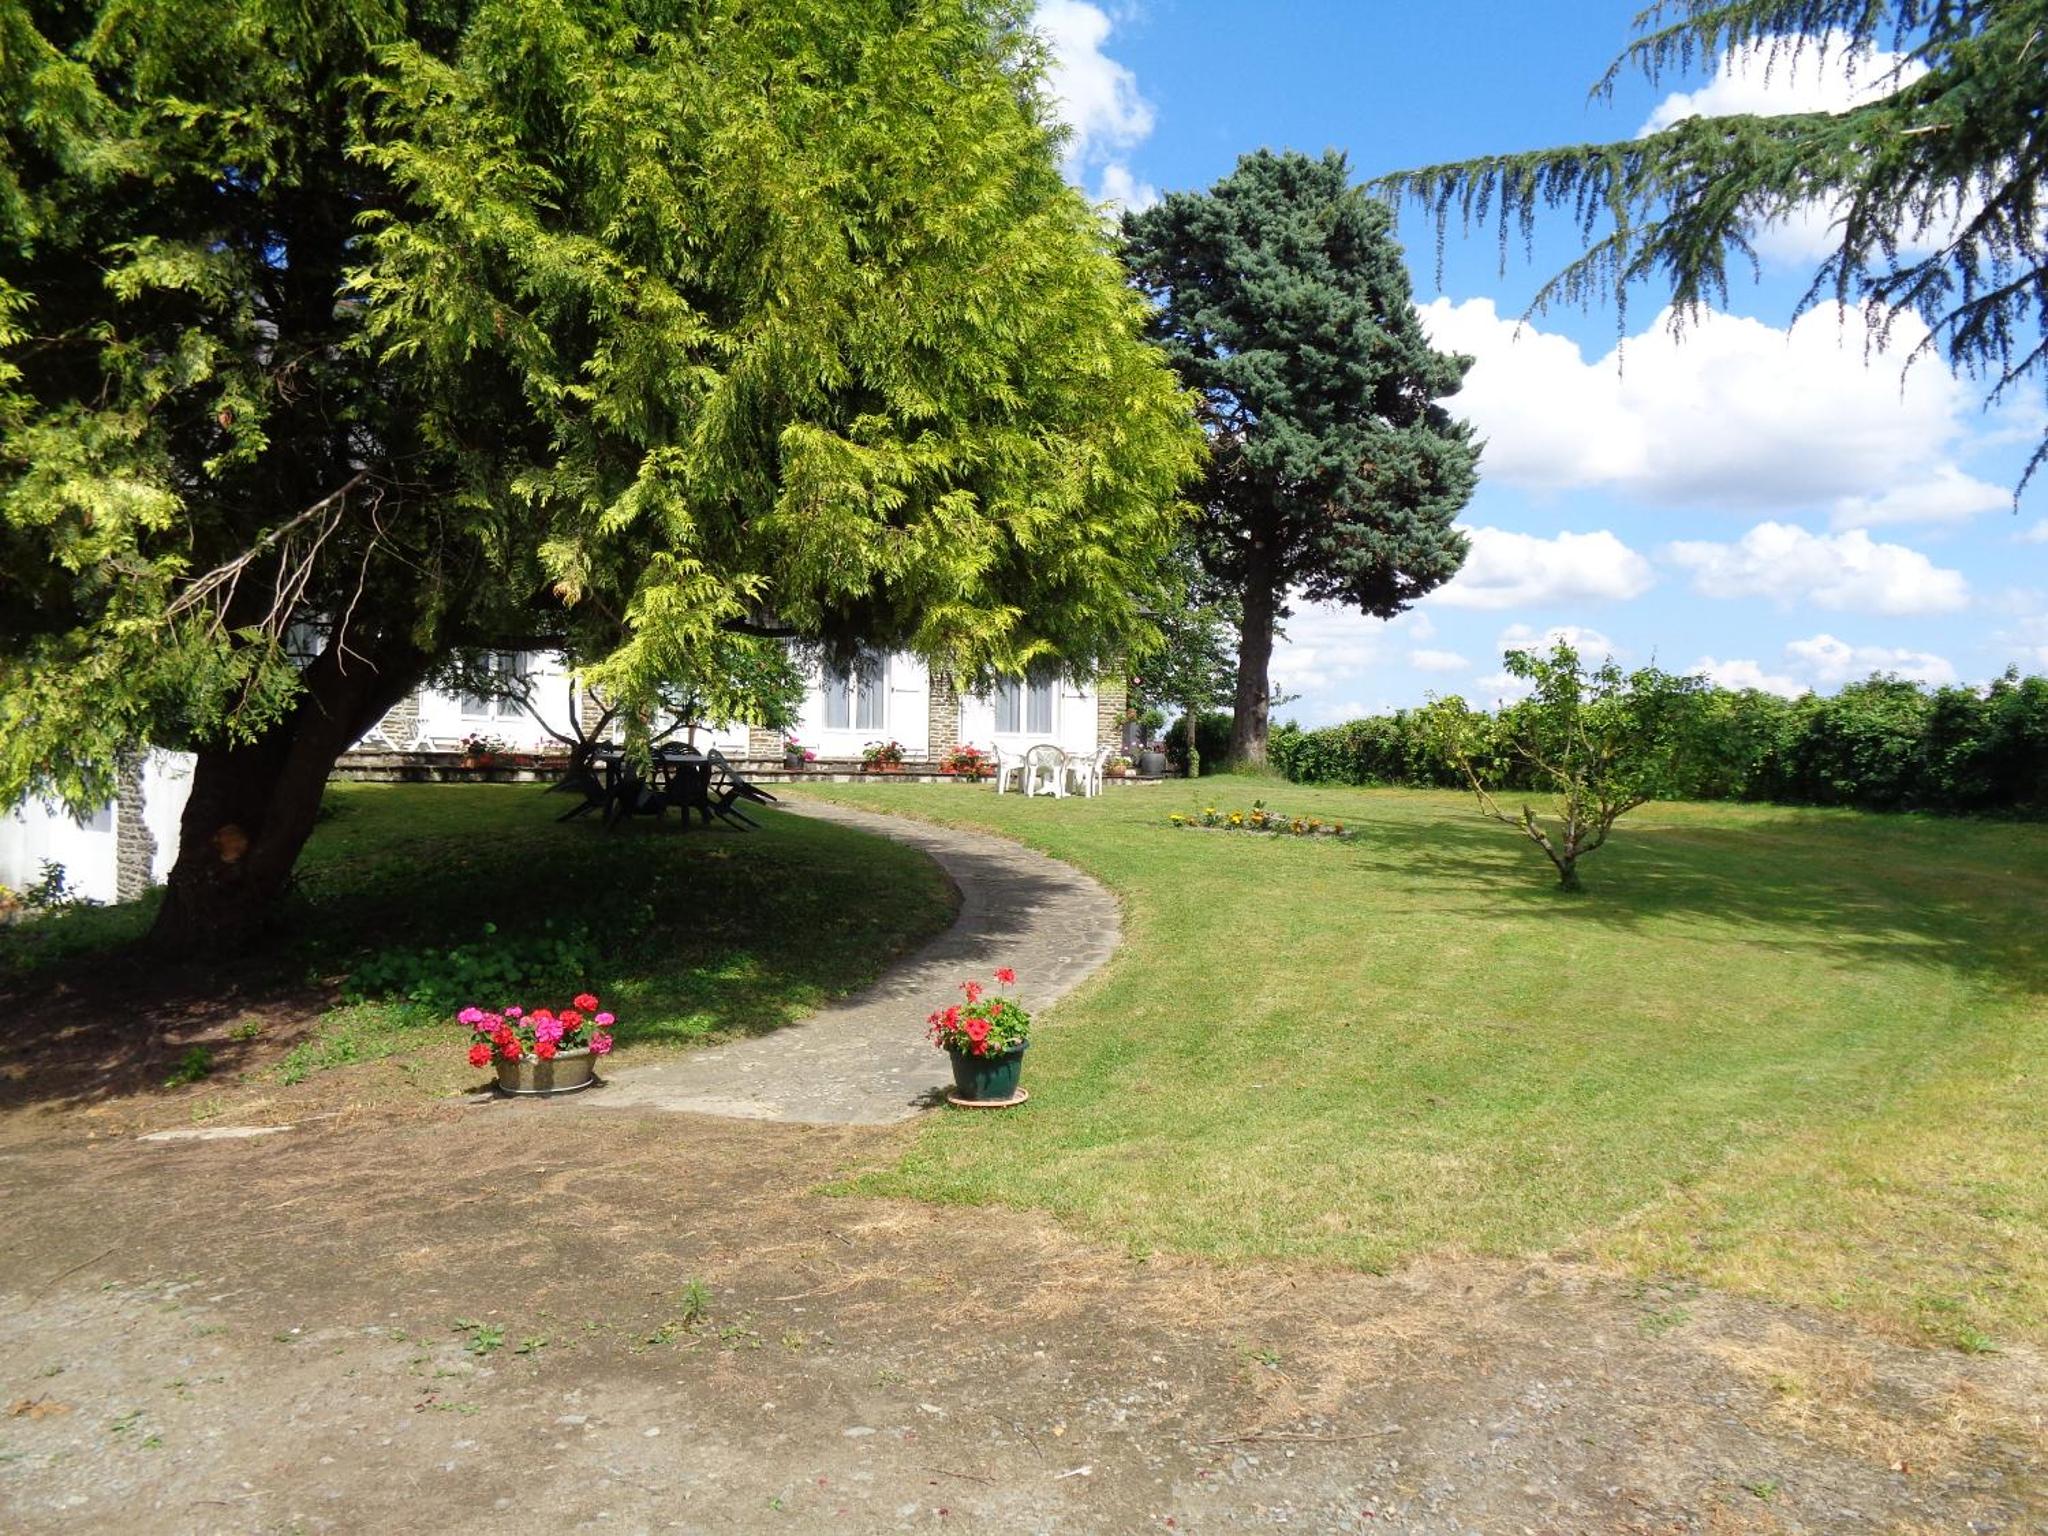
left=992, top=745, right=1026, bottom=795
left=1066, top=743, right=1111, bottom=798
left=1023, top=743, right=1067, bottom=798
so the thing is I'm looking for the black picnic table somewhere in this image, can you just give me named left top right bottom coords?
left=554, top=744, right=778, bottom=831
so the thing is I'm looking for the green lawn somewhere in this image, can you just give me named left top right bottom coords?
left=794, top=776, right=2048, bottom=1351
left=4, top=782, right=956, bottom=1080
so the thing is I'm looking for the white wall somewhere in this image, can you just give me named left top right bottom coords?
left=0, top=796, right=118, bottom=904
left=792, top=652, right=931, bottom=760
left=411, top=652, right=580, bottom=751
left=402, top=652, right=753, bottom=754
left=0, top=749, right=196, bottom=905
left=958, top=675, right=1099, bottom=758
left=141, top=750, right=196, bottom=885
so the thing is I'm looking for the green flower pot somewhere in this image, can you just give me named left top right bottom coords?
left=948, top=1042, right=1025, bottom=1103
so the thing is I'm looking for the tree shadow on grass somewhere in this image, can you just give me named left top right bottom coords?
left=0, top=797, right=963, bottom=1114
left=1337, top=803, right=2048, bottom=999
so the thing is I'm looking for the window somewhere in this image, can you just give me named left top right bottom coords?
left=461, top=652, right=528, bottom=720
left=823, top=654, right=886, bottom=731
left=993, top=674, right=1055, bottom=735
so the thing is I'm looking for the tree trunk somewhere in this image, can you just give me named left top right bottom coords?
left=1229, top=552, right=1276, bottom=769
left=1183, top=702, right=1200, bottom=778
left=150, top=643, right=425, bottom=955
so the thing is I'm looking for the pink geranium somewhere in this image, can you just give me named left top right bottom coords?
left=461, top=990, right=618, bottom=1071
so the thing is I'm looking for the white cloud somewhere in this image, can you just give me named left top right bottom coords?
left=1637, top=32, right=1972, bottom=266
left=1033, top=2, right=1156, bottom=207
left=1499, top=623, right=1621, bottom=661
left=1428, top=526, right=1655, bottom=611
left=1692, top=636, right=1956, bottom=693
left=1831, top=464, right=2011, bottom=530
left=1467, top=671, right=1535, bottom=708
left=1269, top=602, right=1384, bottom=697
left=2021, top=519, right=2048, bottom=544
left=1639, top=30, right=1925, bottom=135
left=1408, top=648, right=1469, bottom=673
left=1094, top=161, right=1159, bottom=213
left=1666, top=522, right=1969, bottom=615
left=1420, top=297, right=1987, bottom=514
left=1691, top=656, right=1808, bottom=697
left=1785, top=633, right=1958, bottom=687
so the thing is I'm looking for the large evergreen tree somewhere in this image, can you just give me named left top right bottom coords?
left=0, top=0, right=1201, bottom=950
left=1122, top=150, right=1480, bottom=767
left=1379, top=0, right=2048, bottom=492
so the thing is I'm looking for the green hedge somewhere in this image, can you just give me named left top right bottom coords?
left=1270, top=671, right=2048, bottom=814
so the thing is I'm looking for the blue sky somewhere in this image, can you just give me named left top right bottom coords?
left=1032, top=1, right=2048, bottom=722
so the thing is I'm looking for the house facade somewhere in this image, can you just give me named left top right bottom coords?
left=0, top=652, right=1127, bottom=905
left=365, top=649, right=1127, bottom=764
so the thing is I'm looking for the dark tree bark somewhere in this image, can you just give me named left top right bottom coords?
left=1229, top=545, right=1276, bottom=768
left=150, top=642, right=426, bottom=955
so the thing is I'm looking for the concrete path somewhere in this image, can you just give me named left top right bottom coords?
left=588, top=798, right=1120, bottom=1124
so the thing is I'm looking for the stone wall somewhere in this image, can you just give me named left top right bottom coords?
left=748, top=723, right=786, bottom=760
left=113, top=752, right=154, bottom=903
left=1094, top=670, right=1129, bottom=754
left=927, top=673, right=960, bottom=762
left=374, top=692, right=421, bottom=750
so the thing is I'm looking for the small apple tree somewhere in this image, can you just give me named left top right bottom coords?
left=1424, top=644, right=1706, bottom=891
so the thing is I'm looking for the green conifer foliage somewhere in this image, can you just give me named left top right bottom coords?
left=0, top=0, right=1201, bottom=948
left=1122, top=150, right=1480, bottom=766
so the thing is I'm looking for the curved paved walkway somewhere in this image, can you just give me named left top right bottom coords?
left=589, top=798, right=1121, bottom=1125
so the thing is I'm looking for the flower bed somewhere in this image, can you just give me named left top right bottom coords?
left=1169, top=800, right=1349, bottom=838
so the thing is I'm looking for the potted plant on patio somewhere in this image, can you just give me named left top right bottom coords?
left=941, top=744, right=989, bottom=781
left=927, top=967, right=1030, bottom=1106
left=783, top=735, right=816, bottom=771
left=459, top=732, right=503, bottom=770
left=464, top=993, right=616, bottom=1096
left=861, top=739, right=907, bottom=773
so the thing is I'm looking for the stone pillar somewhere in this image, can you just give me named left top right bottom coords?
left=927, top=672, right=960, bottom=761
left=577, top=686, right=610, bottom=737
left=748, top=724, right=786, bottom=760
left=375, top=691, right=421, bottom=749
left=113, top=751, right=154, bottom=903
left=1094, top=670, right=1128, bottom=752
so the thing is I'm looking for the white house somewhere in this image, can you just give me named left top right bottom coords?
left=0, top=651, right=1125, bottom=907
left=363, top=648, right=1123, bottom=764
left=0, top=750, right=193, bottom=906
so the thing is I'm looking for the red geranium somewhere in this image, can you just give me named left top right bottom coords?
left=994, top=967, right=1016, bottom=985
left=925, top=969, right=1029, bottom=1057
left=573, top=993, right=600, bottom=1012
left=461, top=991, right=618, bottom=1070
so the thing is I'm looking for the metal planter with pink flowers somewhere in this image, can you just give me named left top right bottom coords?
left=493, top=1046, right=598, bottom=1096
left=462, top=993, right=617, bottom=1097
